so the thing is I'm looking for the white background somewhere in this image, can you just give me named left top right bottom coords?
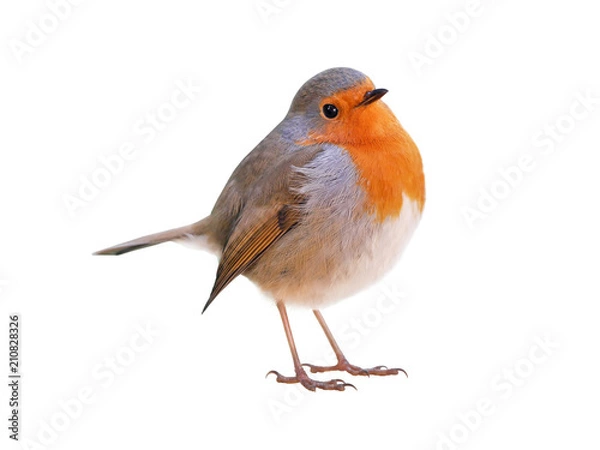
left=1, top=0, right=599, bottom=449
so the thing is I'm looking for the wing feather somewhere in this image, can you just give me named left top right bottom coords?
left=201, top=146, right=320, bottom=313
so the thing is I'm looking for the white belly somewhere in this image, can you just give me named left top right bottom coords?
left=329, top=196, right=420, bottom=299
left=284, top=194, right=421, bottom=308
left=246, top=193, right=422, bottom=309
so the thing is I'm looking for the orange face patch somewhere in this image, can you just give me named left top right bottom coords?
left=301, top=82, right=425, bottom=221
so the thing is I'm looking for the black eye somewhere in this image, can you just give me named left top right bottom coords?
left=322, top=104, right=339, bottom=119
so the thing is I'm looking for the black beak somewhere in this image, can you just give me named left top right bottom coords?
left=357, top=88, right=388, bottom=107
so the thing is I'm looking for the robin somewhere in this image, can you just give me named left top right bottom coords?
left=95, top=67, right=425, bottom=391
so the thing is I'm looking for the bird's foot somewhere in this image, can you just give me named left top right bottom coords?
left=266, top=367, right=356, bottom=391
left=303, top=357, right=407, bottom=377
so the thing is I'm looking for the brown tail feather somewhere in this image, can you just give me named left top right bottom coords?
left=93, top=219, right=209, bottom=256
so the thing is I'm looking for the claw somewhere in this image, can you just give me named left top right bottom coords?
left=266, top=367, right=355, bottom=391
left=394, top=367, right=408, bottom=378
left=358, top=367, right=371, bottom=377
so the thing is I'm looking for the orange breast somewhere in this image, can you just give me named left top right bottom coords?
left=302, top=94, right=425, bottom=222
left=345, top=130, right=425, bottom=221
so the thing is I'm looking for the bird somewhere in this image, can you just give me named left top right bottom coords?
left=94, top=67, right=425, bottom=391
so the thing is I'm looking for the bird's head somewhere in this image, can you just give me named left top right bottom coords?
left=288, top=67, right=400, bottom=146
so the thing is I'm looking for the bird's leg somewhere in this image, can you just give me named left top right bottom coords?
left=266, top=301, right=355, bottom=391
left=303, top=310, right=407, bottom=377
